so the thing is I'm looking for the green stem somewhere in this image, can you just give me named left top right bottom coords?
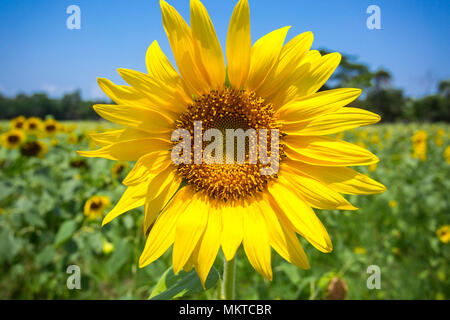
left=221, top=256, right=236, bottom=300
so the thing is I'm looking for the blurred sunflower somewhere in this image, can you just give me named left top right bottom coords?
left=20, top=140, right=48, bottom=158
left=84, top=196, right=111, bottom=220
left=411, top=130, right=427, bottom=161
left=436, top=225, right=450, bottom=244
left=78, top=0, right=385, bottom=284
left=68, top=133, right=79, bottom=145
left=24, top=117, right=42, bottom=134
left=43, top=119, right=60, bottom=136
left=102, top=240, right=115, bottom=254
left=111, top=161, right=128, bottom=178
left=353, top=246, right=366, bottom=255
left=444, top=146, right=450, bottom=164
left=388, top=200, right=398, bottom=208
left=10, top=115, right=26, bottom=130
left=1, top=130, right=26, bottom=149
left=434, top=137, right=443, bottom=147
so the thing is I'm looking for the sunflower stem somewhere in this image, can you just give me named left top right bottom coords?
left=221, top=256, right=236, bottom=300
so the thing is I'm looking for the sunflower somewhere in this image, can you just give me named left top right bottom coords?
left=78, top=0, right=385, bottom=285
left=10, top=115, right=26, bottom=130
left=445, top=146, right=450, bottom=164
left=84, top=196, right=111, bottom=220
left=102, top=240, right=115, bottom=255
left=111, top=161, right=128, bottom=178
left=24, top=117, right=42, bottom=134
left=436, top=225, right=450, bottom=244
left=43, top=118, right=60, bottom=136
left=1, top=129, right=26, bottom=149
left=411, top=130, right=427, bottom=161
left=20, top=140, right=48, bottom=158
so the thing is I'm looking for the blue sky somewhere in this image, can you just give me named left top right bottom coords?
left=0, top=0, right=449, bottom=100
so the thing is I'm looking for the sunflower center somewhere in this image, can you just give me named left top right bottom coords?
left=90, top=200, right=103, bottom=211
left=114, top=164, right=125, bottom=174
left=7, top=135, right=20, bottom=144
left=175, top=88, right=283, bottom=201
left=20, top=141, right=42, bottom=157
left=46, top=124, right=56, bottom=132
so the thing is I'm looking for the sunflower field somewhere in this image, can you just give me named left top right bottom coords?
left=0, top=117, right=448, bottom=300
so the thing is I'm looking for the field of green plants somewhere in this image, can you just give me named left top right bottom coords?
left=0, top=119, right=449, bottom=299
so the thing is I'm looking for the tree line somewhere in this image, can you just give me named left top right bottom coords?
left=0, top=51, right=449, bottom=122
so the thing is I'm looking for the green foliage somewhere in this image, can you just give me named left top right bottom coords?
left=319, top=49, right=449, bottom=123
left=404, top=95, right=450, bottom=122
left=149, top=267, right=220, bottom=300
left=0, top=121, right=448, bottom=299
left=0, top=91, right=109, bottom=120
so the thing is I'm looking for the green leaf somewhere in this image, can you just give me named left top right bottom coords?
left=23, top=211, right=46, bottom=228
left=54, top=221, right=78, bottom=247
left=0, top=227, right=22, bottom=264
left=106, top=240, right=131, bottom=276
left=149, top=267, right=220, bottom=300
left=36, top=246, right=55, bottom=267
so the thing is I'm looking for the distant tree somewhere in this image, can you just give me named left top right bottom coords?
left=319, top=49, right=373, bottom=91
left=438, top=79, right=450, bottom=99
left=365, top=88, right=405, bottom=122
left=373, top=69, right=391, bottom=90
left=60, top=90, right=82, bottom=119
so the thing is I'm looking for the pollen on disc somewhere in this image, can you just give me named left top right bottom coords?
left=175, top=88, right=285, bottom=201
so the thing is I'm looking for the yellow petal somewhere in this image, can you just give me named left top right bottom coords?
left=190, top=0, right=225, bottom=90
left=226, top=0, right=251, bottom=89
left=146, top=41, right=183, bottom=90
left=195, top=202, right=222, bottom=287
left=266, top=50, right=320, bottom=106
left=102, top=182, right=149, bottom=226
left=89, top=128, right=157, bottom=147
left=268, top=180, right=332, bottom=253
left=160, top=0, right=210, bottom=94
left=143, top=179, right=181, bottom=234
left=259, top=197, right=309, bottom=269
left=245, top=26, right=291, bottom=91
left=277, top=88, right=362, bottom=123
left=142, top=168, right=178, bottom=231
left=284, top=158, right=386, bottom=195
left=270, top=52, right=341, bottom=107
left=257, top=31, right=314, bottom=98
left=139, top=188, right=192, bottom=267
left=97, top=78, right=151, bottom=108
left=123, top=151, right=171, bottom=186
left=221, top=200, right=244, bottom=261
left=172, top=193, right=208, bottom=274
left=242, top=201, right=272, bottom=280
left=299, top=52, right=341, bottom=97
left=279, top=169, right=357, bottom=210
left=284, top=107, right=381, bottom=135
left=117, top=68, right=186, bottom=115
left=183, top=251, right=196, bottom=272
left=284, top=135, right=379, bottom=166
left=93, top=104, right=174, bottom=134
left=145, top=41, right=192, bottom=105
left=77, top=138, right=170, bottom=161
left=89, top=129, right=127, bottom=147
